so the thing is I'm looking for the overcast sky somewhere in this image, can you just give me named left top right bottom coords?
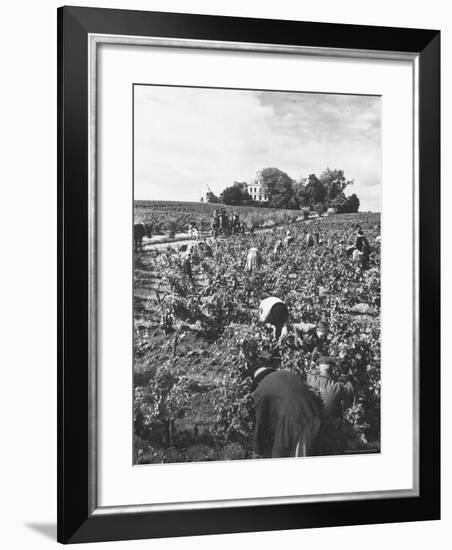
left=134, top=85, right=381, bottom=212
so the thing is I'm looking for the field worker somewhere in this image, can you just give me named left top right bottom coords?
left=245, top=246, right=262, bottom=273
left=211, top=216, right=219, bottom=238
left=306, top=232, right=314, bottom=247
left=253, top=365, right=322, bottom=458
left=258, top=297, right=289, bottom=339
left=273, top=239, right=283, bottom=255
left=233, top=212, right=240, bottom=229
left=220, top=208, right=228, bottom=231
left=186, top=242, right=198, bottom=257
left=192, top=227, right=199, bottom=240
left=285, top=229, right=294, bottom=246
left=181, top=248, right=194, bottom=281
left=355, top=228, right=370, bottom=253
left=306, top=356, right=355, bottom=455
left=352, top=248, right=362, bottom=263
left=355, top=229, right=370, bottom=269
left=293, top=320, right=328, bottom=354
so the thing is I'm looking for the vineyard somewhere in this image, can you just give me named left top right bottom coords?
left=134, top=209, right=381, bottom=464
left=135, top=200, right=302, bottom=236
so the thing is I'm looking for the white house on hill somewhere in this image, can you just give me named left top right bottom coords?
left=245, top=171, right=268, bottom=202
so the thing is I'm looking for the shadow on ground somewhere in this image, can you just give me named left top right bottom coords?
left=25, top=523, right=56, bottom=541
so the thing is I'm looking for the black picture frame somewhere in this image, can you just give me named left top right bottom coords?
left=57, top=5, right=440, bottom=544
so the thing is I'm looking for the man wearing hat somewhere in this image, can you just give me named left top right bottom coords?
left=253, top=363, right=322, bottom=458
left=307, top=356, right=355, bottom=454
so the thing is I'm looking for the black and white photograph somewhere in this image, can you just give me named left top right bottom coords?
left=0, top=0, right=445, bottom=546
left=133, top=85, right=381, bottom=464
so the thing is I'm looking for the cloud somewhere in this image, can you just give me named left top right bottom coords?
left=134, top=86, right=381, bottom=211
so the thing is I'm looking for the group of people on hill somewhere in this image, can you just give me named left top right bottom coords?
left=254, top=296, right=355, bottom=458
left=185, top=209, right=247, bottom=240
left=210, top=208, right=246, bottom=238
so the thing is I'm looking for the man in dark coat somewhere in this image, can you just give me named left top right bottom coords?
left=307, top=356, right=355, bottom=455
left=355, top=229, right=371, bottom=269
left=253, top=367, right=322, bottom=458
